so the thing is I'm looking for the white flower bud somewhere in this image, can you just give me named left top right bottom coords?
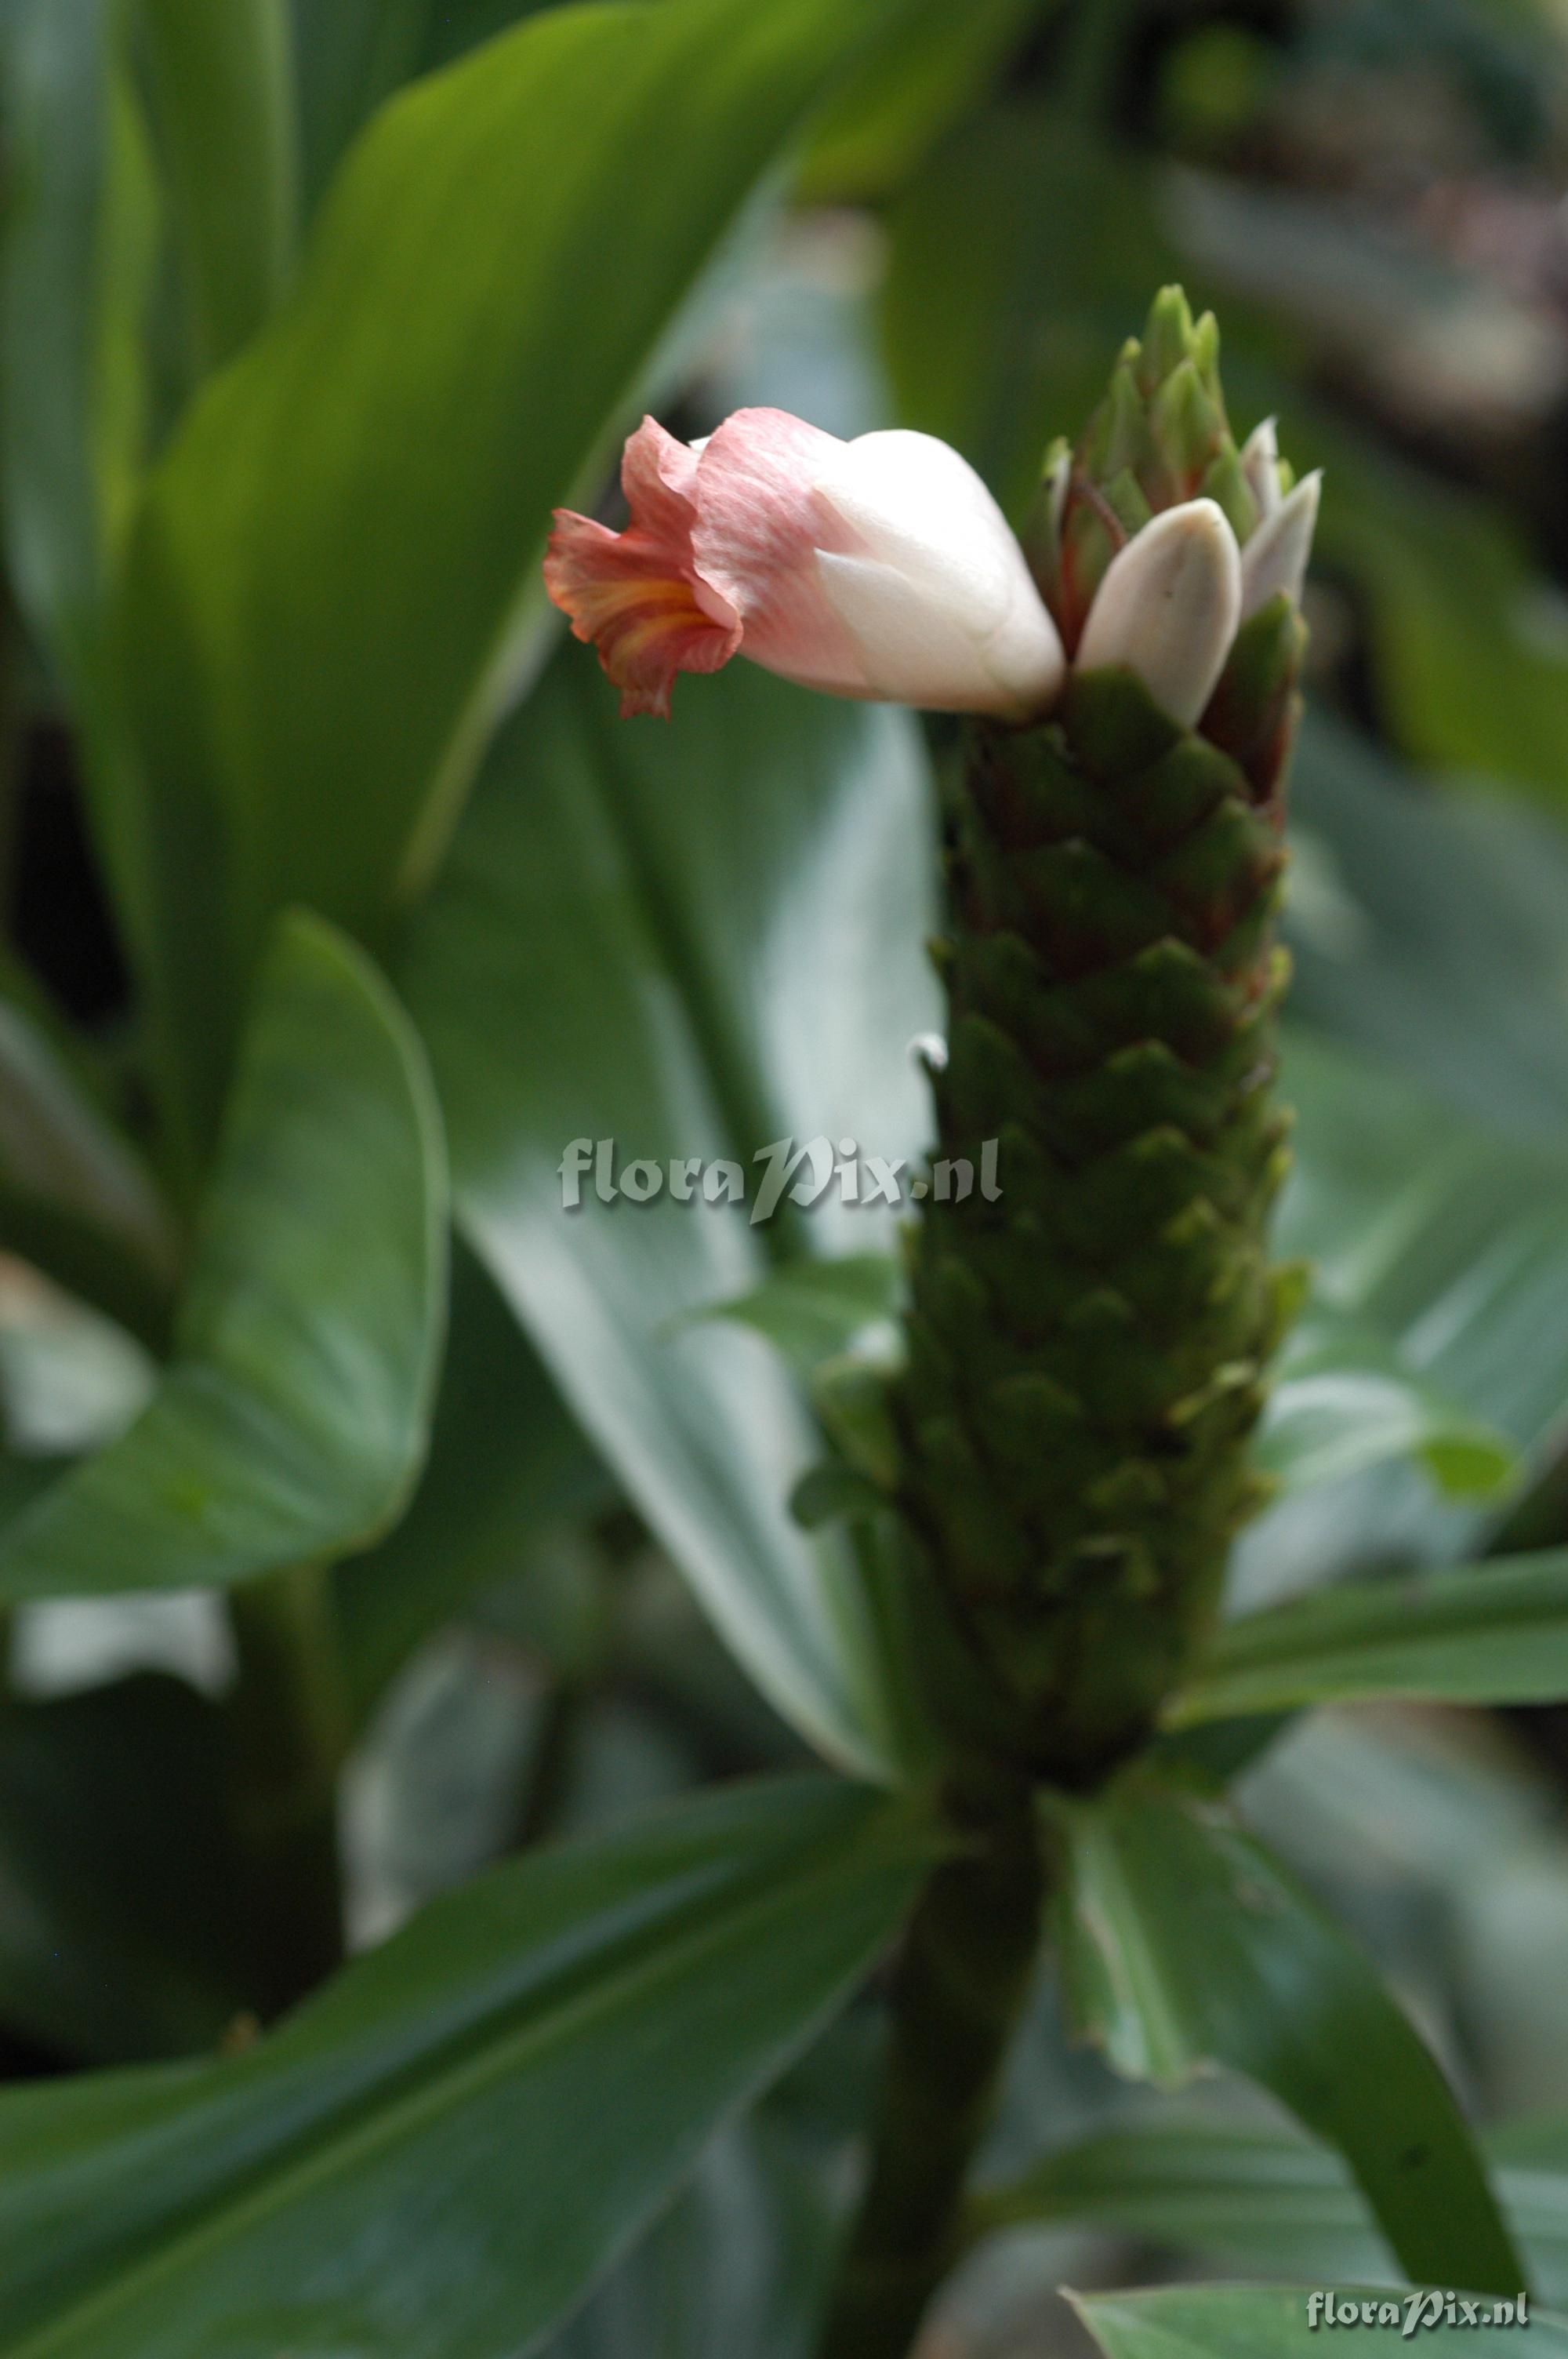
left=1074, top=498, right=1243, bottom=729
left=1240, top=417, right=1283, bottom=520
left=1240, top=471, right=1321, bottom=621
left=811, top=430, right=1067, bottom=718
left=547, top=411, right=1067, bottom=720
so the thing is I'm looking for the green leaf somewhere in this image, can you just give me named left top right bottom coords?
left=400, top=649, right=938, bottom=1778
left=290, top=0, right=564, bottom=209
left=0, top=0, right=156, bottom=689
left=140, top=0, right=299, bottom=376
left=0, top=997, right=179, bottom=1351
left=550, top=2103, right=842, bottom=2359
left=1260, top=1303, right=1516, bottom=1502
left=333, top=1234, right=608, bottom=1727
left=978, top=2105, right=1568, bottom=2304
left=798, top=0, right=1036, bottom=203
left=1277, top=1031, right=1568, bottom=1474
left=1308, top=437, right=1568, bottom=814
left=699, top=1254, right=904, bottom=1378
left=116, top=0, right=932, bottom=1150
left=0, top=1775, right=935, bottom=2359
left=976, top=2110, right=1391, bottom=2284
left=1286, top=709, right=1568, bottom=1140
left=1073, top=2286, right=1554, bottom=2359
left=1054, top=1776, right=1524, bottom=2295
left=0, top=911, right=446, bottom=1600
left=1172, top=1549, right=1568, bottom=1725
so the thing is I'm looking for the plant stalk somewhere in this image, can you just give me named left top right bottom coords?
left=815, top=1776, right=1047, bottom=2359
left=227, top=1560, right=348, bottom=2018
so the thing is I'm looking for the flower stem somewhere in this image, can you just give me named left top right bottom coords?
left=227, top=1560, right=347, bottom=2017
left=815, top=1775, right=1047, bottom=2359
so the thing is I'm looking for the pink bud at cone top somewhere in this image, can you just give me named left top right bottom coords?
left=1074, top=497, right=1243, bottom=729
left=544, top=409, right=1065, bottom=722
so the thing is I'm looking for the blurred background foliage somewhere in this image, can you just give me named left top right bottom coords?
left=9, top=0, right=1568, bottom=2351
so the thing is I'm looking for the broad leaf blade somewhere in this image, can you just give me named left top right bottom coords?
left=1278, top=1033, right=1568, bottom=1468
left=1287, top=711, right=1568, bottom=1139
left=0, top=0, right=154, bottom=689
left=1258, top=1303, right=1515, bottom=1503
left=976, top=2111, right=1392, bottom=2284
left=699, top=1254, right=903, bottom=1379
left=400, top=652, right=937, bottom=1779
left=291, top=0, right=564, bottom=208
left=0, top=1776, right=935, bottom=2359
left=978, top=2107, right=1568, bottom=2304
left=0, top=912, right=446, bottom=1599
left=116, top=0, right=931, bottom=1143
left=140, top=0, right=299, bottom=376
left=0, top=998, right=178, bottom=1351
left=333, top=1236, right=608, bottom=1726
left=1054, top=1777, right=1523, bottom=2295
left=1172, top=1550, right=1568, bottom=1725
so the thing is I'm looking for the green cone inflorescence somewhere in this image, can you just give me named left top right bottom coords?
left=891, top=289, right=1308, bottom=1785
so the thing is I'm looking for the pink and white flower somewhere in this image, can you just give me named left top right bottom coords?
left=544, top=409, right=1067, bottom=722
left=546, top=406, right=1319, bottom=732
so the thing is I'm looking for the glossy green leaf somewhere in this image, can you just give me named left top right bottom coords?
left=141, top=0, right=299, bottom=375
left=1259, top=1303, right=1516, bottom=1502
left=0, top=0, right=155, bottom=687
left=1054, top=1776, right=1523, bottom=2294
left=333, top=1235, right=608, bottom=1727
left=0, top=1775, right=935, bottom=2359
left=400, top=649, right=937, bottom=1778
left=0, top=997, right=179, bottom=1351
left=976, top=2110, right=1394, bottom=2284
left=799, top=0, right=1037, bottom=202
left=1287, top=709, right=1568, bottom=1140
left=1173, top=1549, right=1568, bottom=1725
left=1278, top=1032, right=1568, bottom=1475
left=116, top=0, right=932, bottom=1149
left=550, top=2102, right=844, bottom=2359
left=1226, top=1023, right=1568, bottom=1615
left=979, top=2106, right=1568, bottom=2301
left=0, top=912, right=446, bottom=1600
left=699, top=1254, right=904, bottom=1379
left=291, top=0, right=564, bottom=207
left=1312, top=444, right=1568, bottom=813
left=1074, top=2286, right=1554, bottom=2359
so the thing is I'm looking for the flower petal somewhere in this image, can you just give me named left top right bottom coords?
left=685, top=406, right=870, bottom=692
left=1240, top=470, right=1321, bottom=620
left=543, top=510, right=739, bottom=719
left=1076, top=497, right=1242, bottom=728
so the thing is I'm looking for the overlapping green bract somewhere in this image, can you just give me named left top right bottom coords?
left=893, top=290, right=1306, bottom=1782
